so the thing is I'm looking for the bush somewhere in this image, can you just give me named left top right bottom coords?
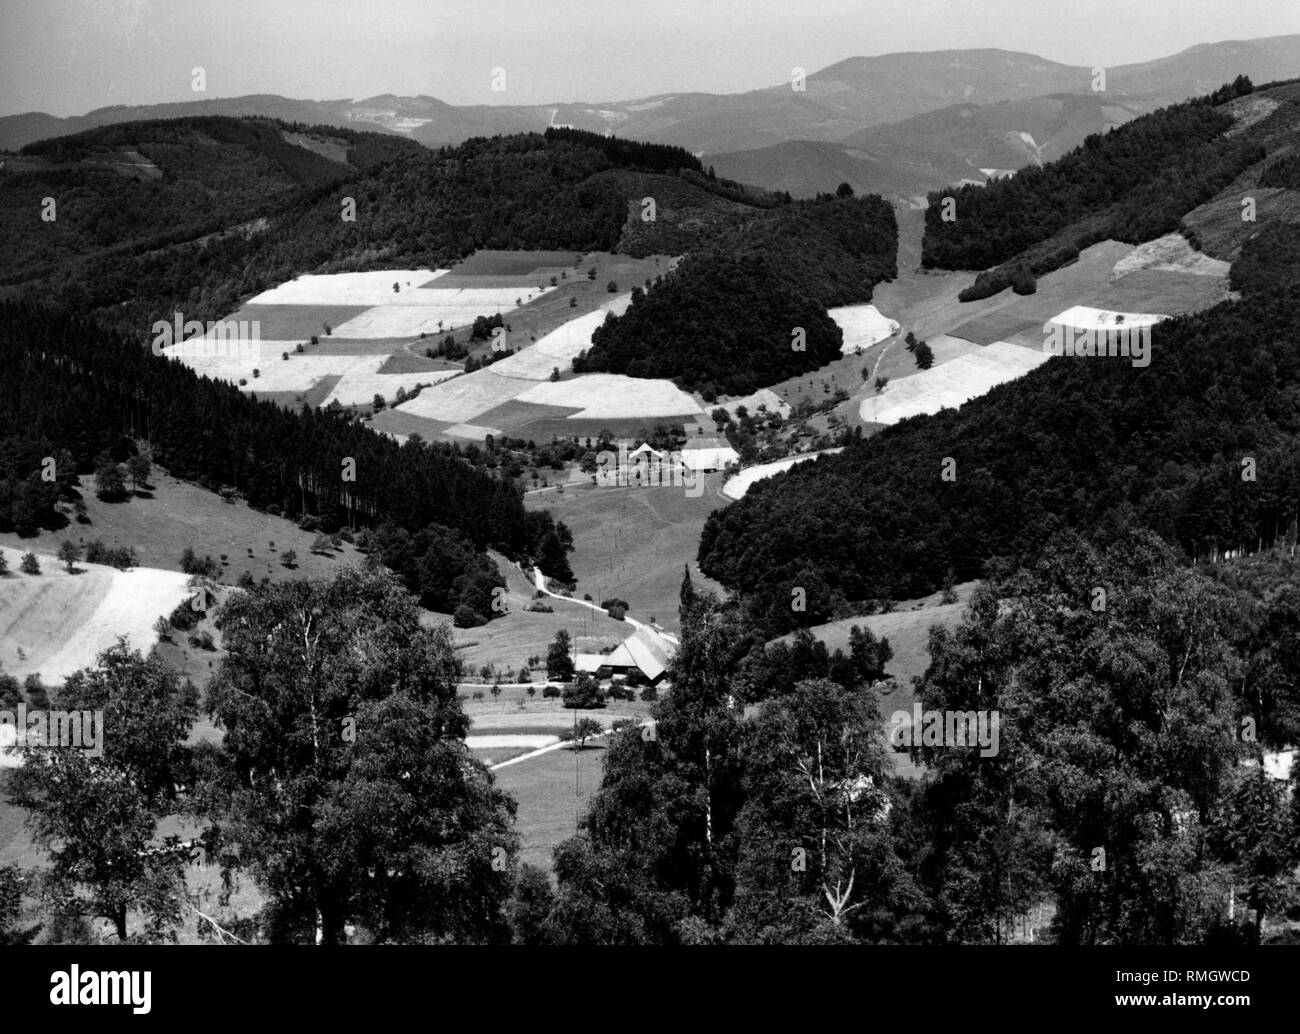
left=453, top=604, right=485, bottom=628
left=19, top=553, right=39, bottom=574
left=525, top=601, right=553, bottom=613
left=542, top=686, right=561, bottom=699
left=639, top=686, right=658, bottom=701
left=188, top=631, right=216, bottom=650
left=169, top=601, right=200, bottom=632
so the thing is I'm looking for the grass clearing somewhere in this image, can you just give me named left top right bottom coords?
left=0, top=469, right=364, bottom=588
left=0, top=545, right=190, bottom=684
left=491, top=740, right=608, bottom=871
left=528, top=481, right=728, bottom=633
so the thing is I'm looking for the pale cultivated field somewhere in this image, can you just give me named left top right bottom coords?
left=329, top=286, right=556, bottom=337
left=320, top=367, right=459, bottom=406
left=517, top=374, right=702, bottom=420
left=1047, top=305, right=1169, bottom=331
left=246, top=269, right=450, bottom=306
left=1111, top=233, right=1231, bottom=280
left=397, top=369, right=534, bottom=424
left=167, top=348, right=452, bottom=405
left=830, top=303, right=901, bottom=354
left=860, top=342, right=1048, bottom=425
left=722, top=448, right=844, bottom=500
left=0, top=546, right=191, bottom=684
left=489, top=294, right=632, bottom=380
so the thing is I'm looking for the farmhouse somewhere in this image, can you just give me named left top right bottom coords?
left=574, top=626, right=675, bottom=684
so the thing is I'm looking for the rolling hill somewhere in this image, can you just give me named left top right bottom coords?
left=698, top=76, right=1300, bottom=634
left=5, top=36, right=1299, bottom=162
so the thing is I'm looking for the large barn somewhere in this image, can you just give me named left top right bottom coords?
left=574, top=626, right=676, bottom=684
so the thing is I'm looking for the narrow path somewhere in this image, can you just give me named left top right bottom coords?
left=525, top=565, right=680, bottom=645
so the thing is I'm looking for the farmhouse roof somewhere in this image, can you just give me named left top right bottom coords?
left=620, top=626, right=674, bottom=681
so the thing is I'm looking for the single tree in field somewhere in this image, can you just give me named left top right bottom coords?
left=490, top=685, right=502, bottom=701
left=280, top=549, right=297, bottom=569
left=9, top=642, right=198, bottom=941
left=94, top=458, right=126, bottom=500
left=546, top=630, right=575, bottom=682
left=126, top=453, right=151, bottom=493
left=571, top=717, right=603, bottom=751
left=20, top=553, right=40, bottom=575
left=57, top=540, right=80, bottom=573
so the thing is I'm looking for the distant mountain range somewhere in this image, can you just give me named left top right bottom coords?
left=4, top=36, right=1299, bottom=200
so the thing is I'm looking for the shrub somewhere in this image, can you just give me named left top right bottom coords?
left=454, top=604, right=484, bottom=628
left=19, top=553, right=39, bottom=574
left=169, top=601, right=200, bottom=631
left=542, top=686, right=561, bottom=699
left=639, top=686, right=658, bottom=701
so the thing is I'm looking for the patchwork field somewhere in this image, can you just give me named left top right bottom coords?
left=824, top=232, right=1234, bottom=433
left=860, top=342, right=1049, bottom=425
left=0, top=545, right=190, bottom=684
left=164, top=252, right=671, bottom=436
left=488, top=294, right=633, bottom=380
left=390, top=299, right=700, bottom=437
left=515, top=374, right=702, bottom=420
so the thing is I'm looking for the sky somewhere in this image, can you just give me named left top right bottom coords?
left=1, top=0, right=1298, bottom=116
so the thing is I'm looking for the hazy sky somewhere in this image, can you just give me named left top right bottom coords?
left=1, top=0, right=1297, bottom=115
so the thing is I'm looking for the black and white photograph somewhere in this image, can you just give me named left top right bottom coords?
left=1, top=0, right=1299, bottom=1013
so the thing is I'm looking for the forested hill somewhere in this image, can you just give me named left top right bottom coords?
left=574, top=191, right=899, bottom=397
left=0, top=299, right=575, bottom=621
left=920, top=76, right=1263, bottom=299
left=698, top=222, right=1300, bottom=635
left=0, top=117, right=767, bottom=335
